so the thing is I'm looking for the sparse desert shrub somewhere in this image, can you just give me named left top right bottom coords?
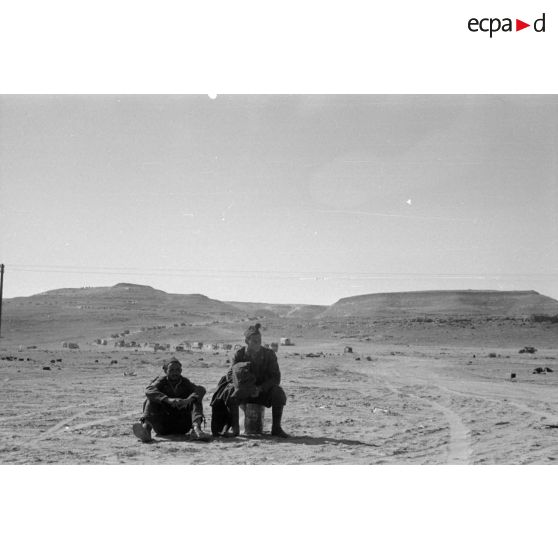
left=519, top=346, right=537, bottom=354
left=488, top=352, right=497, bottom=358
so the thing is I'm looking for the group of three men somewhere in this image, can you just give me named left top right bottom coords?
left=132, top=323, right=289, bottom=443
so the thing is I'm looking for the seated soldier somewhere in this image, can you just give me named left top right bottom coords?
left=210, top=323, right=289, bottom=438
left=132, top=357, right=210, bottom=443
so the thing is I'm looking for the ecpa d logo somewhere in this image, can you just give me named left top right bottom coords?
left=468, top=13, right=546, bottom=37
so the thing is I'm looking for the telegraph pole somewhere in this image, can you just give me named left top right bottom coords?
left=0, top=264, right=4, bottom=339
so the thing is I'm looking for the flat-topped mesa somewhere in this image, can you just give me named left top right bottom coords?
left=112, top=283, right=156, bottom=290
left=319, top=290, right=558, bottom=319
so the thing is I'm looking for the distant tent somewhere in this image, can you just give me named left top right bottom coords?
left=280, top=338, right=293, bottom=346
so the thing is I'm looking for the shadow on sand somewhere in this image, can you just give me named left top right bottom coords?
left=144, top=433, right=377, bottom=448
left=269, top=435, right=379, bottom=448
left=210, top=433, right=378, bottom=448
left=149, top=434, right=206, bottom=443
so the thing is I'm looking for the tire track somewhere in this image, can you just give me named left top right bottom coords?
left=29, top=410, right=91, bottom=443
left=416, top=396, right=472, bottom=464
left=438, top=385, right=558, bottom=425
left=66, top=411, right=138, bottom=431
left=24, top=410, right=139, bottom=444
left=377, top=379, right=472, bottom=464
left=0, top=403, right=92, bottom=424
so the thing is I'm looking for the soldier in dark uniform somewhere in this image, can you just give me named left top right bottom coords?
left=211, top=323, right=289, bottom=438
left=132, top=357, right=210, bottom=443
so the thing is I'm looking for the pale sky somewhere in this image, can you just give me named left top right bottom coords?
left=1, top=95, right=557, bottom=304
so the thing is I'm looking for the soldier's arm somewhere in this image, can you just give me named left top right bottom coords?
left=258, top=351, right=281, bottom=392
left=145, top=377, right=172, bottom=404
left=182, top=377, right=206, bottom=399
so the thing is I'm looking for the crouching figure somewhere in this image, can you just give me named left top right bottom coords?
left=210, top=323, right=289, bottom=438
left=132, top=357, right=210, bottom=443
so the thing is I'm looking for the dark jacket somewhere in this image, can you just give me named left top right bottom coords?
left=145, top=374, right=203, bottom=405
left=228, top=346, right=281, bottom=392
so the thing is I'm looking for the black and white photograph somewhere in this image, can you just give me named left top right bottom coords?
left=1, top=94, right=557, bottom=465
left=1, top=3, right=557, bottom=557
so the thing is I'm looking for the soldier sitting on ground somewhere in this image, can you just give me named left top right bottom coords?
left=132, top=357, right=210, bottom=443
left=210, top=323, right=289, bottom=438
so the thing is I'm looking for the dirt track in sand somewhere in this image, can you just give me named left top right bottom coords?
left=1, top=342, right=557, bottom=464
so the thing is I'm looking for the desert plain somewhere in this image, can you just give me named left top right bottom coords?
left=1, top=285, right=557, bottom=464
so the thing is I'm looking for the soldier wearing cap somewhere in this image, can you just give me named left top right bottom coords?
left=132, top=357, right=210, bottom=442
left=211, top=323, right=289, bottom=437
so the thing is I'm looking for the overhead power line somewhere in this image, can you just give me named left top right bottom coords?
left=6, top=263, right=558, bottom=281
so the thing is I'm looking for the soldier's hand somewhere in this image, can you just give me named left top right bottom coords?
left=167, top=398, right=185, bottom=409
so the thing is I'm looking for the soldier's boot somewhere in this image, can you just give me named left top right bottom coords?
left=271, top=405, right=289, bottom=438
left=190, top=420, right=211, bottom=442
left=230, top=403, right=240, bottom=436
left=132, top=420, right=152, bottom=443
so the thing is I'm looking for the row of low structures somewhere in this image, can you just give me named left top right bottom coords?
left=72, top=337, right=295, bottom=351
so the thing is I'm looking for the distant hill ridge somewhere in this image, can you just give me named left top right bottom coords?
left=3, top=284, right=558, bottom=347
left=319, top=289, right=558, bottom=318
left=8, top=285, right=558, bottom=320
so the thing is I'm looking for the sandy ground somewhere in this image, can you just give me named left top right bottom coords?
left=1, top=341, right=557, bottom=464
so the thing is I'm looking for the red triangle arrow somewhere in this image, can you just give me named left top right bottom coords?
left=516, top=19, right=530, bottom=31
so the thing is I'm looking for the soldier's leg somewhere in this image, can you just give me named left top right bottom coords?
left=269, top=386, right=289, bottom=438
left=143, top=400, right=173, bottom=435
left=133, top=400, right=166, bottom=442
left=190, top=386, right=206, bottom=426
left=228, top=395, right=241, bottom=436
left=186, top=387, right=211, bottom=441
